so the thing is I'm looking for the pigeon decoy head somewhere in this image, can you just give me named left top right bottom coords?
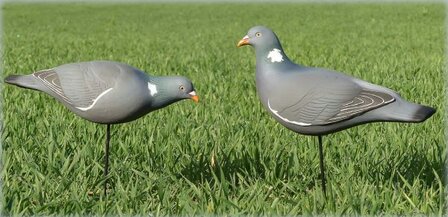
left=237, top=26, right=281, bottom=50
left=153, top=75, right=199, bottom=107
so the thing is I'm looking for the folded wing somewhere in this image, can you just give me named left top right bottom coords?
left=32, top=62, right=121, bottom=109
left=267, top=75, right=395, bottom=126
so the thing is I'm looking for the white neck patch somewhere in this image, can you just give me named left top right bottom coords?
left=267, top=48, right=284, bottom=63
left=147, top=82, right=158, bottom=96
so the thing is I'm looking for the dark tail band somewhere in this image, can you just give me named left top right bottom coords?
left=4, top=74, right=39, bottom=90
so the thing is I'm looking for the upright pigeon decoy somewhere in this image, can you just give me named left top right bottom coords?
left=237, top=26, right=435, bottom=195
left=4, top=61, right=199, bottom=195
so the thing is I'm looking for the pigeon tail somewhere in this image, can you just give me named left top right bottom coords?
left=382, top=101, right=436, bottom=123
left=412, top=104, right=436, bottom=122
left=4, top=74, right=40, bottom=90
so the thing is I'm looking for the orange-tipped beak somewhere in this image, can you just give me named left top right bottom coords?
left=237, top=35, right=250, bottom=47
left=191, top=95, right=199, bottom=103
left=189, top=91, right=199, bottom=103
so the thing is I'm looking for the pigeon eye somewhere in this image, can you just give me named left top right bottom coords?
left=179, top=85, right=185, bottom=91
left=255, top=32, right=262, bottom=37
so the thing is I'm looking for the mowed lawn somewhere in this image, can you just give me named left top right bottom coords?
left=1, top=2, right=445, bottom=215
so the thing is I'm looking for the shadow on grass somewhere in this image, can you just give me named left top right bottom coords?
left=365, top=143, right=445, bottom=188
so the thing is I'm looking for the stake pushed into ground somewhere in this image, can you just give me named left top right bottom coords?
left=104, top=124, right=111, bottom=196
left=318, top=136, right=326, bottom=197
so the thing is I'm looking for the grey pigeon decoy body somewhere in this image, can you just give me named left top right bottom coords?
left=237, top=26, right=435, bottom=195
left=5, top=60, right=199, bottom=195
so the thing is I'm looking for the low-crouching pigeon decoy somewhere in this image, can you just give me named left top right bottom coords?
left=237, top=26, right=435, bottom=196
left=4, top=60, right=199, bottom=195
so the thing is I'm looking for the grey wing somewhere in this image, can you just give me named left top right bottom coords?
left=269, top=81, right=395, bottom=126
left=33, top=62, right=120, bottom=109
left=33, top=69, right=73, bottom=104
left=327, top=90, right=394, bottom=123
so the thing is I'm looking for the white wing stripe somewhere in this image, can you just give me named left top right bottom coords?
left=268, top=99, right=311, bottom=126
left=76, top=88, right=113, bottom=111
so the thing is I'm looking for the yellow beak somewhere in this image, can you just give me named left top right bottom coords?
left=237, top=35, right=250, bottom=47
left=189, top=91, right=199, bottom=103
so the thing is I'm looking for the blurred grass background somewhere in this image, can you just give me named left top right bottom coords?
left=1, top=2, right=445, bottom=215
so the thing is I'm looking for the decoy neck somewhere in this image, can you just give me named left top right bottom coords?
left=254, top=40, right=294, bottom=68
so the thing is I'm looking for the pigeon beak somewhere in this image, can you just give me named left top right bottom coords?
left=237, top=35, right=250, bottom=47
left=189, top=91, right=199, bottom=103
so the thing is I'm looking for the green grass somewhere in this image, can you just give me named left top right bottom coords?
left=1, top=2, right=445, bottom=215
